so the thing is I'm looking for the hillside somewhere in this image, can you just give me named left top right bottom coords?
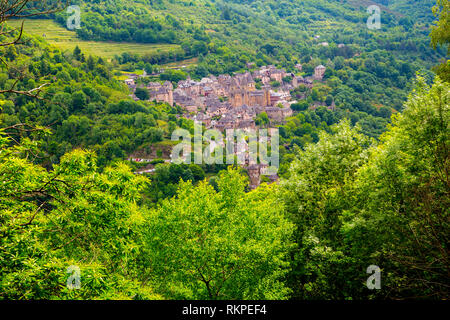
left=3, top=0, right=445, bottom=159
left=0, top=28, right=186, bottom=168
left=45, top=1, right=442, bottom=65
left=6, top=19, right=181, bottom=60
left=8, top=1, right=441, bottom=120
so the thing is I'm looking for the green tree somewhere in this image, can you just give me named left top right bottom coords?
left=430, top=0, right=450, bottom=81
left=281, top=77, right=450, bottom=299
left=291, top=101, right=309, bottom=112
left=71, top=91, right=87, bottom=112
left=143, top=168, right=294, bottom=299
left=86, top=55, right=95, bottom=70
left=160, top=69, right=187, bottom=83
left=255, top=112, right=270, bottom=127
left=222, top=6, right=232, bottom=20
left=347, top=76, right=449, bottom=298
left=73, top=45, right=82, bottom=61
left=280, top=120, right=373, bottom=299
left=135, top=87, right=150, bottom=101
left=430, top=0, right=450, bottom=54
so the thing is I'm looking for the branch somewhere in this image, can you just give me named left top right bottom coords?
left=20, top=201, right=47, bottom=226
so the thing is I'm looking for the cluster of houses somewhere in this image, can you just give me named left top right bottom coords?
left=125, top=64, right=327, bottom=188
left=125, top=64, right=328, bottom=132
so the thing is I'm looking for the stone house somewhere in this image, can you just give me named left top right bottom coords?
left=264, top=106, right=293, bottom=123
left=314, top=65, right=326, bottom=80
left=195, top=113, right=212, bottom=128
left=146, top=81, right=174, bottom=106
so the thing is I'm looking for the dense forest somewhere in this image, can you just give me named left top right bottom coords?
left=50, top=0, right=447, bottom=147
left=0, top=0, right=449, bottom=300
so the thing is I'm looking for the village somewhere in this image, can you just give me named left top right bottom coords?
left=124, top=63, right=327, bottom=188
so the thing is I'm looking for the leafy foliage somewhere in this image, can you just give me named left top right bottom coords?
left=0, top=0, right=448, bottom=301
left=142, top=168, right=294, bottom=299
left=0, top=33, right=189, bottom=167
left=280, top=77, right=449, bottom=299
left=0, top=131, right=159, bottom=299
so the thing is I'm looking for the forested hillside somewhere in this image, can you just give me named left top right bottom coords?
left=7, top=0, right=445, bottom=162
left=0, top=33, right=190, bottom=168
left=47, top=0, right=446, bottom=138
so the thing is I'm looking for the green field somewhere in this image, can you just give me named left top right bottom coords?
left=7, top=19, right=181, bottom=59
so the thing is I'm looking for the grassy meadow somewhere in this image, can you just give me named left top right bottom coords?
left=7, top=19, right=181, bottom=60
